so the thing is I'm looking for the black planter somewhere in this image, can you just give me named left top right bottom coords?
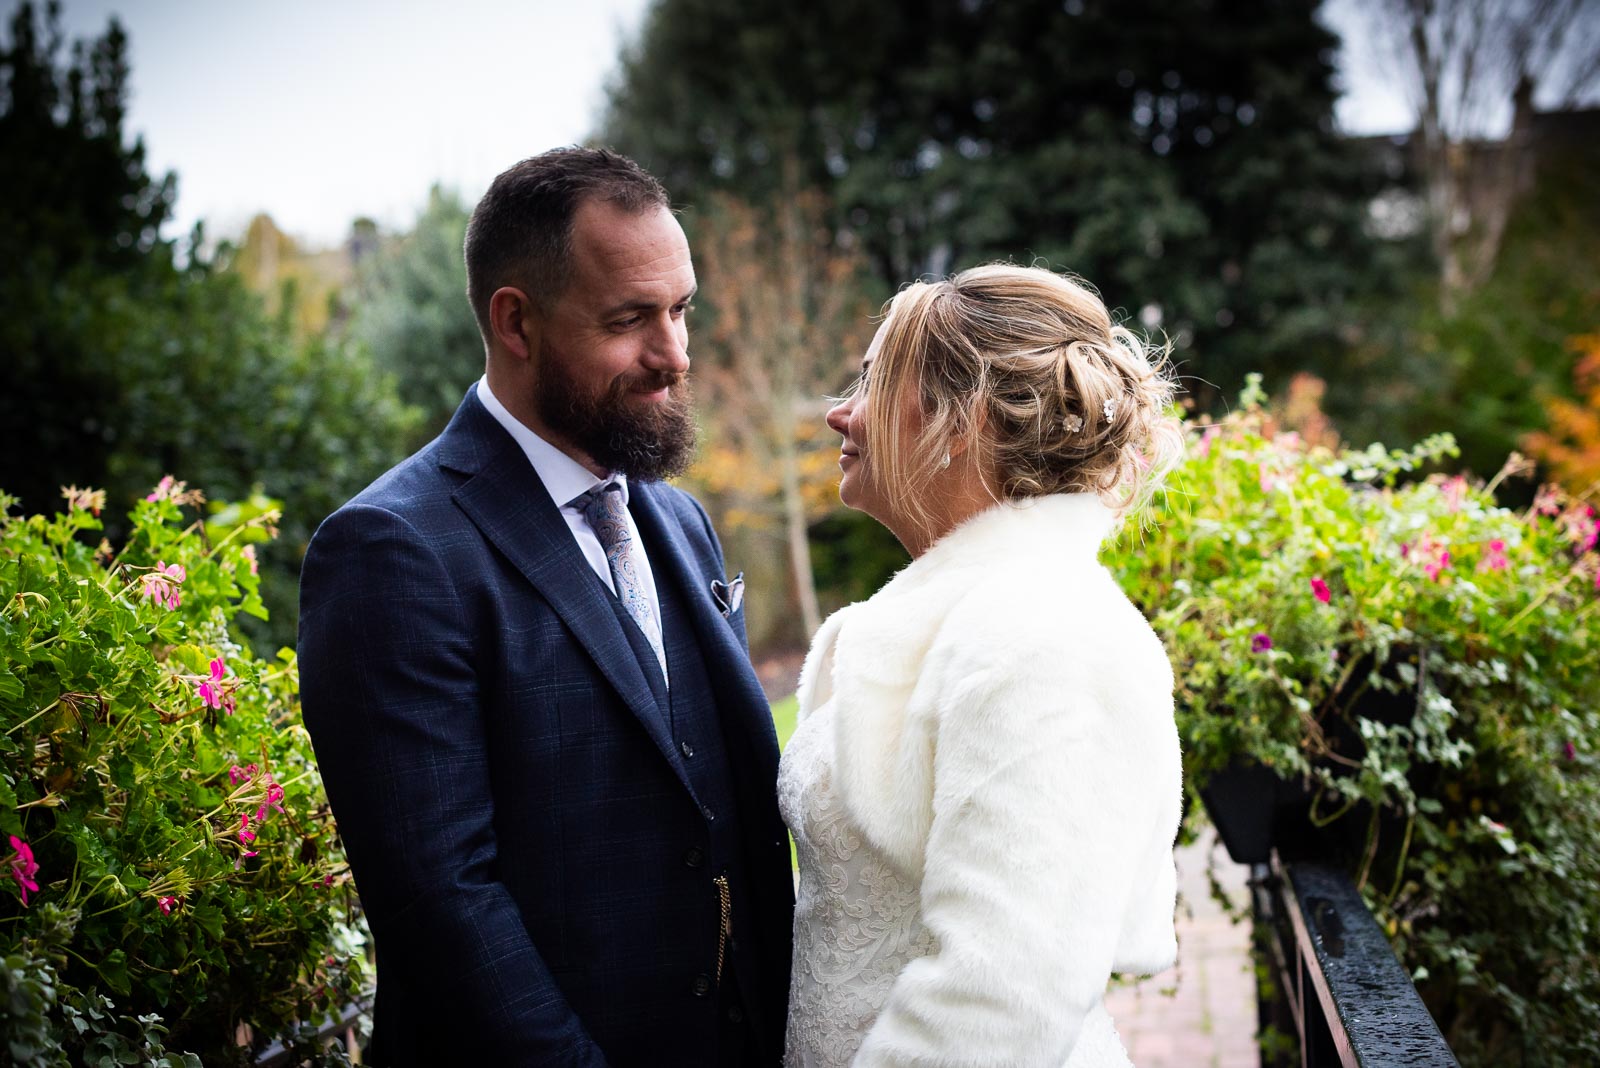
left=1199, top=759, right=1316, bottom=865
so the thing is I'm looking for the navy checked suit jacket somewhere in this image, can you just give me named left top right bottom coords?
left=298, top=389, right=795, bottom=1066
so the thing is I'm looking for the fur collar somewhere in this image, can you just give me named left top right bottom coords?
left=794, top=493, right=1126, bottom=871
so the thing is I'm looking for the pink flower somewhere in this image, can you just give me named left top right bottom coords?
left=1258, top=465, right=1287, bottom=494
left=1441, top=475, right=1468, bottom=512
left=1424, top=550, right=1451, bottom=582
left=139, top=561, right=186, bottom=611
left=7, top=836, right=39, bottom=907
left=1310, top=577, right=1331, bottom=604
left=323, top=873, right=335, bottom=888
left=1480, top=539, right=1509, bottom=573
left=1408, top=532, right=1451, bottom=581
left=1564, top=740, right=1578, bottom=762
left=241, top=544, right=259, bottom=576
left=196, top=658, right=226, bottom=710
left=238, top=813, right=256, bottom=844
left=1194, top=424, right=1221, bottom=459
left=256, top=781, right=286, bottom=822
left=145, top=475, right=177, bottom=503
left=228, top=764, right=249, bottom=786
left=1250, top=633, right=1273, bottom=653
left=158, top=895, right=178, bottom=916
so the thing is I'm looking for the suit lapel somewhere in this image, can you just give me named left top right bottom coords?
left=630, top=482, right=782, bottom=776
left=438, top=394, right=695, bottom=798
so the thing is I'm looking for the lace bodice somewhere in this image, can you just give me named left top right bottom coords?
left=777, top=697, right=938, bottom=1067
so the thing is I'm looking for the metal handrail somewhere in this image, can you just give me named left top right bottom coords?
left=253, top=996, right=370, bottom=1067
left=1251, top=853, right=1458, bottom=1067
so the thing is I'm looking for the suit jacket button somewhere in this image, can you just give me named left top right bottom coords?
left=692, top=974, right=712, bottom=998
left=680, top=740, right=695, bottom=758
left=684, top=846, right=705, bottom=868
left=702, top=805, right=716, bottom=822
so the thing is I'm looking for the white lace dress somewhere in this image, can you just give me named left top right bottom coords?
left=777, top=695, right=938, bottom=1067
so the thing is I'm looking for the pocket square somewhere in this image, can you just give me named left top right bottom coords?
left=710, top=573, right=744, bottom=618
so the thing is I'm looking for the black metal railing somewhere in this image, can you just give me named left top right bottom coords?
left=1251, top=853, right=1458, bottom=1067
left=253, top=997, right=369, bottom=1067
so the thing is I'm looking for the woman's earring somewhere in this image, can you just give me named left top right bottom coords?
left=938, top=451, right=952, bottom=471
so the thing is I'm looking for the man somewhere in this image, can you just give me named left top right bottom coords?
left=298, top=147, right=794, bottom=1066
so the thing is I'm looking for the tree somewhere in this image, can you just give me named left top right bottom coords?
left=601, top=0, right=1393, bottom=402
left=682, top=185, right=876, bottom=641
left=344, top=186, right=482, bottom=441
left=0, top=2, right=418, bottom=650
left=1524, top=333, right=1600, bottom=494
left=1358, top=0, right=1600, bottom=307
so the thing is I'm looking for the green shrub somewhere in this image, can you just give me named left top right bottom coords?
left=1104, top=379, right=1600, bottom=1065
left=0, top=482, right=367, bottom=1066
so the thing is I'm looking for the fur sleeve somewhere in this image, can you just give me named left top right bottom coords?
left=853, top=640, right=1166, bottom=1066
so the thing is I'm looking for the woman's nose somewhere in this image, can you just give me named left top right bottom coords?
left=825, top=396, right=853, bottom=436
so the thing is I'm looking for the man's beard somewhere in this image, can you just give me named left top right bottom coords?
left=537, top=347, right=698, bottom=482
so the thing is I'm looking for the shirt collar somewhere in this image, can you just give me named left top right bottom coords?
left=476, top=375, right=629, bottom=510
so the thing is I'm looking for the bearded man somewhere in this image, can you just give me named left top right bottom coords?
left=298, top=148, right=794, bottom=1067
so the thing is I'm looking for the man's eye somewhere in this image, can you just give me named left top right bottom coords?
left=672, top=302, right=695, bottom=317
left=613, top=316, right=642, bottom=329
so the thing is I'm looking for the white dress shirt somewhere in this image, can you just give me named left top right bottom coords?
left=476, top=377, right=667, bottom=671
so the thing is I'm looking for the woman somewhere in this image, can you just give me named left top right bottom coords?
left=778, top=264, right=1185, bottom=1067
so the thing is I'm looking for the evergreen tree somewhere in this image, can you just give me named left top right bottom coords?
left=0, top=1, right=417, bottom=648
left=344, top=186, right=482, bottom=441
left=601, top=0, right=1398, bottom=400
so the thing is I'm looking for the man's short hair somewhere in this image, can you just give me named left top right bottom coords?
left=463, top=146, right=670, bottom=341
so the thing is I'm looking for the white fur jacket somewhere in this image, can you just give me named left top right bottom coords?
left=794, top=493, right=1183, bottom=1066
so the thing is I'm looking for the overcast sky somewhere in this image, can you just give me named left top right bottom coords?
left=39, top=0, right=1416, bottom=249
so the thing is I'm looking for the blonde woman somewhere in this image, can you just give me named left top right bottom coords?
left=777, top=264, right=1185, bottom=1067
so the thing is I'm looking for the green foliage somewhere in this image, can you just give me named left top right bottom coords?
left=0, top=487, right=367, bottom=1065
left=0, top=3, right=420, bottom=652
left=1104, top=386, right=1600, bottom=1065
left=344, top=186, right=482, bottom=443
left=602, top=0, right=1401, bottom=401
left=1334, top=144, right=1600, bottom=483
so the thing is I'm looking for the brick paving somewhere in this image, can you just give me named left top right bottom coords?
left=1104, top=828, right=1260, bottom=1067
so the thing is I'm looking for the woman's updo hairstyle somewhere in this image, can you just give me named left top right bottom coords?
left=863, top=263, right=1183, bottom=525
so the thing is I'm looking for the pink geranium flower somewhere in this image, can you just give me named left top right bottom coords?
left=139, top=561, right=186, bottom=610
left=145, top=475, right=177, bottom=503
left=238, top=813, right=256, bottom=844
left=1407, top=532, right=1451, bottom=581
left=158, top=895, right=179, bottom=916
left=1310, top=577, right=1331, bottom=604
left=1564, top=740, right=1578, bottom=762
left=197, top=658, right=226, bottom=709
left=241, top=544, right=259, bottom=576
left=256, top=781, right=286, bottom=822
left=1250, top=633, right=1273, bottom=653
left=1424, top=550, right=1451, bottom=582
left=7, top=836, right=39, bottom=907
left=1481, top=539, right=1509, bottom=573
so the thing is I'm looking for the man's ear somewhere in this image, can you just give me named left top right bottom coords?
left=488, top=286, right=539, bottom=362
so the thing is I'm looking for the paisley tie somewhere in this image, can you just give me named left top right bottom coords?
left=576, top=482, right=668, bottom=685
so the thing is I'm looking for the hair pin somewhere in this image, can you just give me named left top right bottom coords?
left=1064, top=413, right=1085, bottom=434
left=1102, top=398, right=1117, bottom=422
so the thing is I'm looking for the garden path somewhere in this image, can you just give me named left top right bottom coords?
left=1103, top=828, right=1259, bottom=1067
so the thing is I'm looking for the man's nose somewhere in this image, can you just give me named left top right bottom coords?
left=645, top=317, right=691, bottom=374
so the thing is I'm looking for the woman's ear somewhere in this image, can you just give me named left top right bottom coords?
left=946, top=402, right=986, bottom=459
